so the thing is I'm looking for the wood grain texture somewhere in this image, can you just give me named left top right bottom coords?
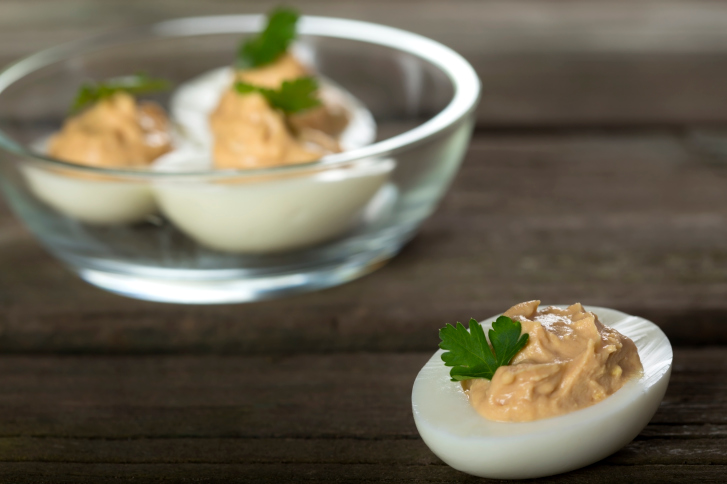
left=3, top=0, right=727, bottom=125
left=0, top=2, right=726, bottom=481
left=1, top=463, right=726, bottom=484
left=1, top=132, right=727, bottom=353
left=0, top=348, right=720, bottom=482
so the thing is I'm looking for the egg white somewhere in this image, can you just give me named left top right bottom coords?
left=22, top=165, right=156, bottom=225
left=411, top=306, right=672, bottom=479
left=23, top=138, right=157, bottom=225
left=153, top=157, right=395, bottom=253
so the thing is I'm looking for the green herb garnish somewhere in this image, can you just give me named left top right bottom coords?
left=439, top=316, right=529, bottom=382
left=237, top=7, right=300, bottom=69
left=71, top=73, right=171, bottom=112
left=234, top=76, right=321, bottom=114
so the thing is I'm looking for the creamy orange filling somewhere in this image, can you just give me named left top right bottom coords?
left=50, top=53, right=352, bottom=172
left=210, top=52, right=347, bottom=169
left=236, top=52, right=347, bottom=138
left=210, top=90, right=327, bottom=169
left=465, top=301, right=643, bottom=422
left=236, top=52, right=308, bottom=88
left=48, top=92, right=171, bottom=168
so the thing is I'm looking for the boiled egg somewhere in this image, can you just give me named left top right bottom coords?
left=411, top=306, right=672, bottom=479
left=153, top=153, right=395, bottom=253
left=150, top=65, right=387, bottom=254
left=22, top=165, right=156, bottom=225
left=23, top=138, right=157, bottom=225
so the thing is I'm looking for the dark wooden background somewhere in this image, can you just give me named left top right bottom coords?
left=1, top=1, right=727, bottom=482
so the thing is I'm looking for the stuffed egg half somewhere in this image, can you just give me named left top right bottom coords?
left=22, top=164, right=156, bottom=225
left=411, top=306, right=672, bottom=479
left=151, top=66, right=389, bottom=254
left=24, top=136, right=158, bottom=225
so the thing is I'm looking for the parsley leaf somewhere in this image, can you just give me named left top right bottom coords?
left=439, top=316, right=529, bottom=382
left=234, top=76, right=321, bottom=114
left=237, top=7, right=299, bottom=69
left=71, top=73, right=171, bottom=112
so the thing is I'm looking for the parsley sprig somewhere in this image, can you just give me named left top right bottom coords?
left=234, top=76, right=321, bottom=114
left=71, top=74, right=171, bottom=113
left=439, top=316, right=529, bottom=382
left=237, top=7, right=299, bottom=69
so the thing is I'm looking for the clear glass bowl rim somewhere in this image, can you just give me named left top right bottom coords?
left=0, top=14, right=481, bottom=180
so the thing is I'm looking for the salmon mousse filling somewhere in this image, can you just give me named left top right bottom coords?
left=442, top=301, right=643, bottom=422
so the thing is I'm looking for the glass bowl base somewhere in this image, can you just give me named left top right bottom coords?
left=73, top=249, right=394, bottom=304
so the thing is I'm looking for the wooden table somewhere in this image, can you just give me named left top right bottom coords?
left=1, top=1, right=727, bottom=482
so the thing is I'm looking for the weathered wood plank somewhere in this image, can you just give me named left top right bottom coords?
left=0, top=462, right=723, bottom=483
left=0, top=435, right=724, bottom=466
left=641, top=424, right=727, bottom=439
left=0, top=353, right=422, bottom=438
left=2, top=133, right=727, bottom=352
left=0, top=349, right=716, bottom=438
left=3, top=1, right=727, bottom=125
left=10, top=0, right=727, bottom=57
left=0, top=437, right=436, bottom=465
left=0, top=351, right=717, bottom=481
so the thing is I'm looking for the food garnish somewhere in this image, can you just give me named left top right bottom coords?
left=439, top=316, right=529, bottom=382
left=237, top=7, right=300, bottom=69
left=71, top=74, right=171, bottom=112
left=234, top=76, right=321, bottom=114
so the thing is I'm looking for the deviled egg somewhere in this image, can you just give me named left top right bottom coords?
left=154, top=157, right=393, bottom=253
left=22, top=163, right=158, bottom=226
left=24, top=75, right=172, bottom=225
left=152, top=7, right=387, bottom=254
left=412, top=302, right=672, bottom=479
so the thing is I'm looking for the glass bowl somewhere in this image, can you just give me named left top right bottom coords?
left=0, top=15, right=480, bottom=304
